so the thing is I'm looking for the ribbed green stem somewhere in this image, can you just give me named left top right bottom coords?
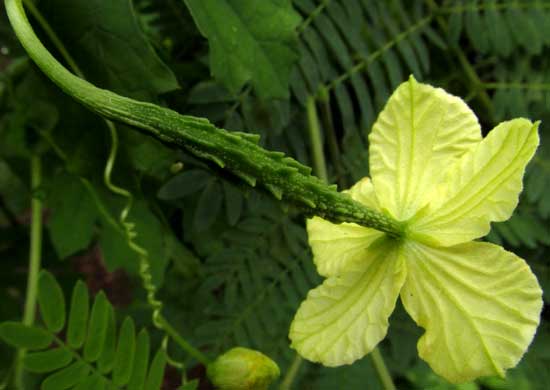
left=15, top=155, right=42, bottom=389
left=5, top=0, right=404, bottom=237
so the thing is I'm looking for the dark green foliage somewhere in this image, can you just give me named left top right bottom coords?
left=47, top=173, right=98, bottom=259
left=182, top=193, right=321, bottom=368
left=0, top=323, right=53, bottom=349
left=0, top=272, right=166, bottom=390
left=1, top=0, right=550, bottom=389
left=127, top=330, right=150, bottom=390
left=445, top=0, right=550, bottom=56
left=184, top=0, right=301, bottom=99
left=144, top=349, right=167, bottom=390
left=24, top=348, right=73, bottom=373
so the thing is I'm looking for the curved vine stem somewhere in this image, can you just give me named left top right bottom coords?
left=19, top=0, right=210, bottom=367
left=5, top=0, right=404, bottom=237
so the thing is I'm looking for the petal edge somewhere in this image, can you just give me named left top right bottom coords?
left=290, top=238, right=406, bottom=366
left=400, top=241, right=542, bottom=383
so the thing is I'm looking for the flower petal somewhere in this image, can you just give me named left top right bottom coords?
left=307, top=178, right=384, bottom=277
left=369, top=75, right=481, bottom=221
left=400, top=241, right=542, bottom=383
left=409, top=119, right=539, bottom=246
left=289, top=238, right=406, bottom=366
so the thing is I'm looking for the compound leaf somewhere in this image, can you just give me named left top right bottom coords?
left=48, top=173, right=98, bottom=259
left=0, top=322, right=52, bottom=349
left=23, top=348, right=73, bottom=373
left=37, top=271, right=66, bottom=333
left=39, top=0, right=179, bottom=100
left=184, top=0, right=301, bottom=99
left=83, top=292, right=109, bottom=362
left=98, top=304, right=117, bottom=374
left=144, top=348, right=167, bottom=390
left=127, top=330, right=150, bottom=390
left=42, top=360, right=91, bottom=390
left=67, top=280, right=89, bottom=349
left=112, top=317, right=136, bottom=386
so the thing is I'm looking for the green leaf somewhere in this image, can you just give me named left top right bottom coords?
left=39, top=0, right=179, bottom=100
left=193, top=180, right=223, bottom=232
left=42, top=360, right=91, bottom=390
left=124, top=129, right=177, bottom=179
left=144, top=348, right=167, bottom=390
left=113, top=317, right=136, bottom=386
left=180, top=380, right=199, bottom=390
left=73, top=374, right=105, bottom=390
left=165, top=234, right=201, bottom=279
left=67, top=280, right=89, bottom=349
left=157, top=169, right=212, bottom=200
left=83, top=292, right=109, bottom=362
left=37, top=271, right=66, bottom=333
left=127, top=329, right=150, bottom=390
left=184, top=0, right=301, bottom=99
left=23, top=348, right=73, bottom=373
left=97, top=304, right=116, bottom=374
left=223, top=181, right=243, bottom=226
left=0, top=322, right=53, bottom=349
left=48, top=173, right=98, bottom=259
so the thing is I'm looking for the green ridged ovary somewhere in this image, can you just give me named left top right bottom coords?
left=5, top=0, right=403, bottom=237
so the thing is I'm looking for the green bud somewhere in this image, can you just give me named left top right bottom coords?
left=207, top=347, right=280, bottom=390
left=170, top=161, right=184, bottom=174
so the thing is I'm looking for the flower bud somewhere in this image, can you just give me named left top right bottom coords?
left=207, top=347, right=280, bottom=390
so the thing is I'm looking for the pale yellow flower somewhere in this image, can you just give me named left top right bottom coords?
left=289, top=76, right=543, bottom=383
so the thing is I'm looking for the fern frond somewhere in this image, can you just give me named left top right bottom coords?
left=0, top=272, right=167, bottom=390
left=443, top=0, right=550, bottom=57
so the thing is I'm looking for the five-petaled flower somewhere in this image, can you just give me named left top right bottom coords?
left=289, top=76, right=543, bottom=383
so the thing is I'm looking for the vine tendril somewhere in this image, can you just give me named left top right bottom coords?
left=102, top=122, right=164, bottom=329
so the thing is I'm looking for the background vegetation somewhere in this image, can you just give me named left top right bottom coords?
left=0, top=0, right=548, bottom=389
